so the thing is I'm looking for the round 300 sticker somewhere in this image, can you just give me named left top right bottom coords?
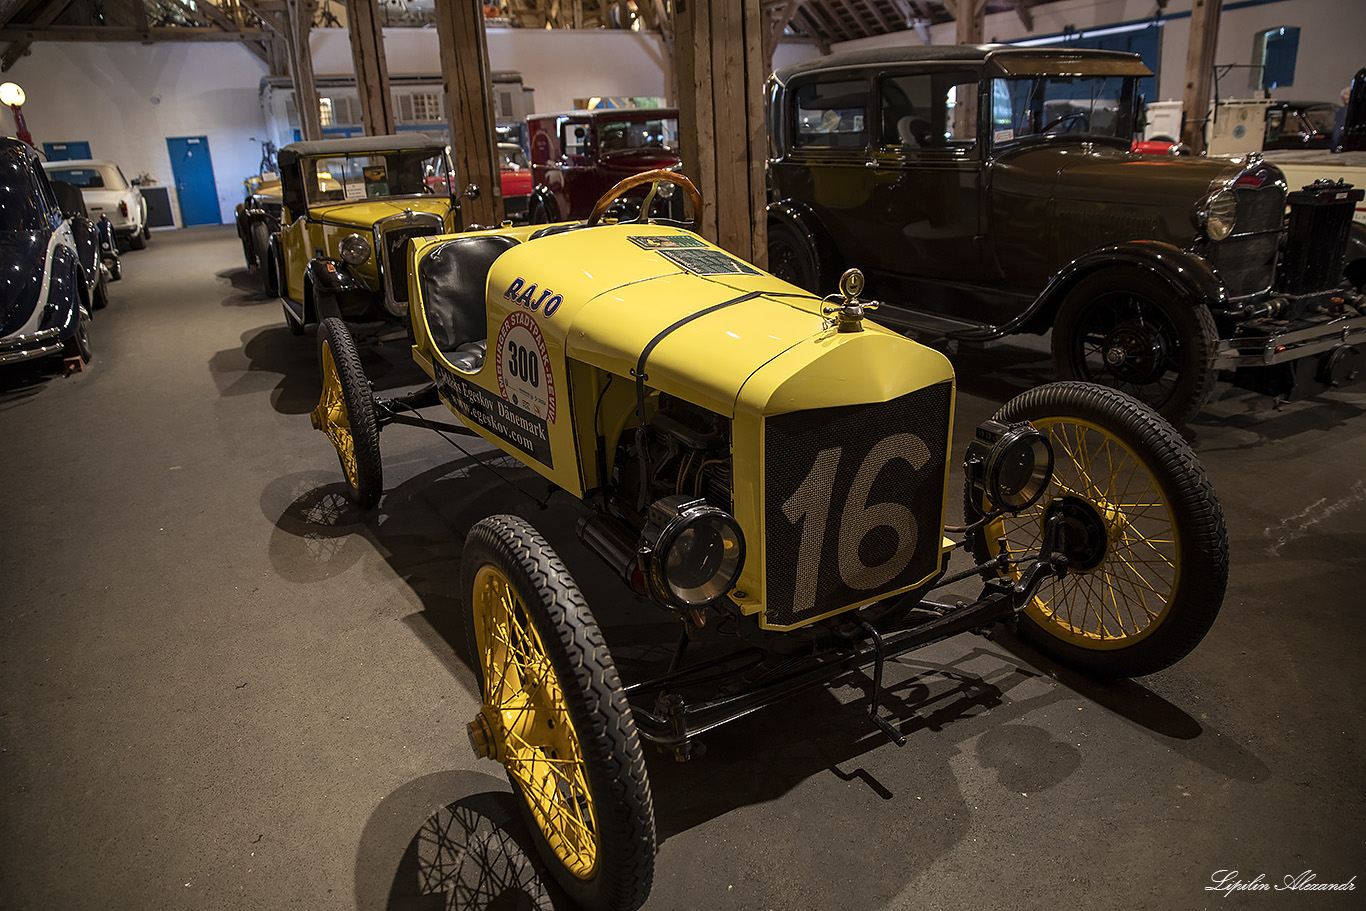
left=496, top=310, right=556, bottom=422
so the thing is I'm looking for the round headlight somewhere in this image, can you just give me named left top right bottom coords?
left=966, top=420, right=1054, bottom=513
left=1204, top=189, right=1237, bottom=241
left=639, top=495, right=745, bottom=609
left=339, top=233, right=371, bottom=265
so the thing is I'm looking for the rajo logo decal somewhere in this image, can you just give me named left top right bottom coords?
left=502, top=277, right=563, bottom=317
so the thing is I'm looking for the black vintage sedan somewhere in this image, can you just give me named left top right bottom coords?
left=1, top=137, right=106, bottom=369
left=766, top=46, right=1366, bottom=425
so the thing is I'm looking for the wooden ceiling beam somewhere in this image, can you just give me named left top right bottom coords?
left=0, top=24, right=268, bottom=41
left=2, top=0, right=72, bottom=70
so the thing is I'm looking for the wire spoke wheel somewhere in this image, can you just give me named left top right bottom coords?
left=311, top=317, right=381, bottom=508
left=966, top=382, right=1228, bottom=676
left=463, top=515, right=655, bottom=911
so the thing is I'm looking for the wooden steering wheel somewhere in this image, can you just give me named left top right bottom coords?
left=585, top=169, right=703, bottom=227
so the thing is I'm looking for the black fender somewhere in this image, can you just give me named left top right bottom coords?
left=265, top=233, right=283, bottom=299
left=993, top=240, right=1228, bottom=339
left=304, top=258, right=368, bottom=323
left=529, top=184, right=562, bottom=221
left=1345, top=221, right=1366, bottom=290
left=45, top=244, right=84, bottom=338
left=766, top=198, right=842, bottom=292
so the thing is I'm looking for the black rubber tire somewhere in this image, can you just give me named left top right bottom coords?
left=63, top=306, right=92, bottom=363
left=462, top=515, right=656, bottom=911
left=128, top=226, right=147, bottom=250
left=528, top=198, right=553, bottom=225
left=316, top=317, right=382, bottom=508
left=1051, top=268, right=1217, bottom=427
left=766, top=221, right=820, bottom=292
left=964, top=382, right=1228, bottom=677
left=268, top=247, right=283, bottom=299
left=92, top=273, right=109, bottom=310
left=283, top=301, right=305, bottom=336
left=250, top=222, right=271, bottom=293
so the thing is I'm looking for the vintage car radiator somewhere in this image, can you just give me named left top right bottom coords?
left=1207, top=178, right=1285, bottom=299
left=762, top=381, right=952, bottom=628
left=1277, top=181, right=1365, bottom=295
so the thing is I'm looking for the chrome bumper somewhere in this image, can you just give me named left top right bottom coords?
left=1212, top=313, right=1366, bottom=371
left=0, top=327, right=63, bottom=365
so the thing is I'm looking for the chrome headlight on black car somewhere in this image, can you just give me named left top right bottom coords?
left=339, top=233, right=371, bottom=265
left=638, top=495, right=745, bottom=610
left=1197, top=189, right=1238, bottom=241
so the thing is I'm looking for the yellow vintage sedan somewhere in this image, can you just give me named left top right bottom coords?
left=268, top=133, right=463, bottom=336
left=310, top=170, right=1229, bottom=911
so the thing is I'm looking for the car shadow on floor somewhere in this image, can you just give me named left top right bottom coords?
left=266, top=433, right=1263, bottom=910
left=214, top=266, right=273, bottom=306
left=354, top=769, right=571, bottom=911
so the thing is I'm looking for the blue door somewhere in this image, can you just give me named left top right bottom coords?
left=166, top=135, right=222, bottom=226
left=43, top=141, right=92, bottom=160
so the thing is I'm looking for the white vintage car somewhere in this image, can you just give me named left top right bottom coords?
left=42, top=159, right=150, bottom=250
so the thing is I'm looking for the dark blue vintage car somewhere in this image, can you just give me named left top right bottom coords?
left=1, top=136, right=107, bottom=368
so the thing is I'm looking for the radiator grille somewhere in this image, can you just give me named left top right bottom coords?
left=383, top=225, right=440, bottom=303
left=763, top=382, right=952, bottom=627
left=1277, top=181, right=1363, bottom=295
left=1208, top=183, right=1284, bottom=299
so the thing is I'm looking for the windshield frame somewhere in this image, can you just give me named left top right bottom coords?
left=988, top=73, right=1139, bottom=152
left=299, top=147, right=454, bottom=209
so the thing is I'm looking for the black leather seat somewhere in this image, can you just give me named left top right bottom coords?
left=418, top=234, right=520, bottom=372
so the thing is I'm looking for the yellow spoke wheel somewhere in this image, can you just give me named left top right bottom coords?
left=966, top=383, right=1227, bottom=677
left=462, top=515, right=655, bottom=911
left=310, top=317, right=382, bottom=508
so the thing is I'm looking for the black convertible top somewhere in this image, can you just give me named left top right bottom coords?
left=770, top=44, right=1148, bottom=85
left=277, top=132, right=446, bottom=165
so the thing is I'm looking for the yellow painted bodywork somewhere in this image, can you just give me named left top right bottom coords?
left=279, top=197, right=456, bottom=303
left=408, top=221, right=959, bottom=629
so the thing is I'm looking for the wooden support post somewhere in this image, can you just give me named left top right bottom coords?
left=344, top=0, right=394, bottom=136
left=674, top=0, right=768, bottom=266
left=1180, top=0, right=1222, bottom=154
left=435, top=0, right=501, bottom=227
left=285, top=0, right=321, bottom=140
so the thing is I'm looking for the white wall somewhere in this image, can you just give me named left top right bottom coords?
left=7, top=42, right=269, bottom=227
left=309, top=26, right=672, bottom=114
left=830, top=0, right=1364, bottom=107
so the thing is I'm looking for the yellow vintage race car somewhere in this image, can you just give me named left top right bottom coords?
left=309, top=171, right=1229, bottom=911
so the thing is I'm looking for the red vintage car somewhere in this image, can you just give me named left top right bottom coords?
left=526, top=107, right=683, bottom=222
left=425, top=143, right=533, bottom=222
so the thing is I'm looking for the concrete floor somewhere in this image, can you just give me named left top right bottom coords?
left=2, top=225, right=1363, bottom=911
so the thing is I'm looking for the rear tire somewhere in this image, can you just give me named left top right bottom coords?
left=463, top=515, right=656, bottom=911
left=314, top=318, right=382, bottom=508
left=63, top=306, right=92, bottom=363
left=92, top=273, right=110, bottom=310
left=965, top=382, right=1227, bottom=677
left=128, top=227, right=147, bottom=250
left=250, top=223, right=271, bottom=294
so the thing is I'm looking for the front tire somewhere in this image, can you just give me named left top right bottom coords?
left=92, top=273, right=110, bottom=310
left=1051, top=269, right=1217, bottom=427
left=313, top=318, right=382, bottom=508
left=965, top=382, right=1228, bottom=677
left=766, top=221, right=819, bottom=292
left=463, top=515, right=656, bottom=911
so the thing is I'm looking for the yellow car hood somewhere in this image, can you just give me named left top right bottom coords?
left=486, top=224, right=947, bottom=417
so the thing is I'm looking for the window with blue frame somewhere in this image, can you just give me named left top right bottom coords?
left=1254, top=26, right=1300, bottom=91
